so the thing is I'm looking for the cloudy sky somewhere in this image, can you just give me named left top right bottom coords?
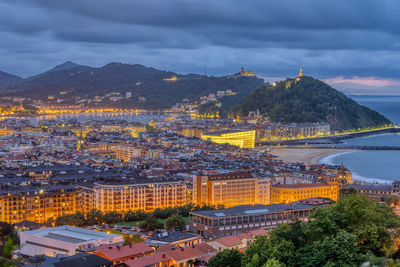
left=2, top=0, right=400, bottom=94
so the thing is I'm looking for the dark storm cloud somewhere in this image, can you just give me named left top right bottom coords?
left=1, top=0, right=400, bottom=93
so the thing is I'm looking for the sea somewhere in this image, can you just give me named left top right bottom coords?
left=319, top=95, right=400, bottom=183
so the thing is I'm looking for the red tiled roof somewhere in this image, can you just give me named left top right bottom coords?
left=157, top=244, right=175, bottom=253
left=166, top=243, right=217, bottom=262
left=93, top=242, right=153, bottom=261
left=247, top=228, right=269, bottom=237
left=214, top=235, right=248, bottom=247
left=124, top=251, right=171, bottom=267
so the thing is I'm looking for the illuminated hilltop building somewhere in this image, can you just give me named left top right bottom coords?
left=193, top=172, right=270, bottom=208
left=296, top=67, right=303, bottom=82
left=163, top=76, right=178, bottom=81
left=240, top=67, right=255, bottom=77
left=201, top=129, right=256, bottom=148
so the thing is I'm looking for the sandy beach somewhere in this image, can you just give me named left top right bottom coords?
left=270, top=147, right=359, bottom=165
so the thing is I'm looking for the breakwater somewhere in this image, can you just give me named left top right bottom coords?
left=257, top=127, right=400, bottom=146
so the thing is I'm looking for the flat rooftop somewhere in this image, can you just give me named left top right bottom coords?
left=191, top=203, right=312, bottom=218
left=25, top=225, right=120, bottom=244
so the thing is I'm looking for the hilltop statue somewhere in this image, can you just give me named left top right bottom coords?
left=296, top=67, right=303, bottom=81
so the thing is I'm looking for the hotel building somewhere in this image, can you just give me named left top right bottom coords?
left=270, top=177, right=339, bottom=204
left=193, top=172, right=270, bottom=208
left=201, top=129, right=256, bottom=148
left=80, top=178, right=187, bottom=213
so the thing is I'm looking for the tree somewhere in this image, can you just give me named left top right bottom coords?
left=296, top=230, right=367, bottom=267
left=103, top=211, right=123, bottom=224
left=73, top=211, right=86, bottom=226
left=139, top=218, right=163, bottom=232
left=86, top=209, right=103, bottom=225
left=338, top=187, right=357, bottom=198
left=55, top=214, right=75, bottom=226
left=45, top=218, right=55, bottom=227
left=262, top=258, right=285, bottom=267
left=123, top=234, right=144, bottom=245
left=331, top=194, right=400, bottom=255
left=208, top=249, right=243, bottom=267
left=242, top=194, right=400, bottom=267
left=124, top=210, right=149, bottom=222
left=0, top=222, right=13, bottom=240
left=165, top=214, right=186, bottom=232
left=2, top=236, right=13, bottom=258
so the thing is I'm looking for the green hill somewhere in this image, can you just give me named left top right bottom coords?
left=233, top=76, right=391, bottom=130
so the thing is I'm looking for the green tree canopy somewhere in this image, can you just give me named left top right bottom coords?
left=243, top=194, right=400, bottom=267
left=139, top=218, right=164, bottom=232
left=165, top=214, right=186, bottom=232
left=208, top=249, right=243, bottom=267
left=103, top=211, right=123, bottom=224
left=85, top=209, right=103, bottom=225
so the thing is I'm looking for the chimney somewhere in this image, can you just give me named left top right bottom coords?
left=180, top=247, right=184, bottom=251
left=162, top=252, right=166, bottom=259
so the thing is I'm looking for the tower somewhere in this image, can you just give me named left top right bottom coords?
left=77, top=129, right=84, bottom=151
left=296, top=67, right=303, bottom=82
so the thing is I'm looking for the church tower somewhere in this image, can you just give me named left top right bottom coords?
left=77, top=129, right=84, bottom=151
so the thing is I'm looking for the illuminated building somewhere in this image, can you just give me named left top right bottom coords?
left=240, top=67, right=255, bottom=77
left=0, top=186, right=81, bottom=224
left=0, top=128, right=13, bottom=136
left=270, top=177, right=339, bottom=204
left=257, top=123, right=330, bottom=141
left=181, top=127, right=205, bottom=139
left=115, top=145, right=144, bottom=161
left=201, top=129, right=256, bottom=148
left=80, top=179, right=187, bottom=213
left=163, top=76, right=178, bottom=81
left=193, top=172, right=270, bottom=208
left=125, top=125, right=146, bottom=138
left=296, top=67, right=303, bottom=81
left=189, top=202, right=313, bottom=238
left=336, top=162, right=353, bottom=185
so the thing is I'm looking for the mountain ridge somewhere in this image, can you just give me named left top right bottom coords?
left=1, top=62, right=265, bottom=109
left=0, top=70, right=23, bottom=88
left=25, top=61, right=84, bottom=81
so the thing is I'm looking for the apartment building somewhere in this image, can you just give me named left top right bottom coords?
left=0, top=185, right=80, bottom=224
left=80, top=178, right=187, bottom=213
left=193, top=172, right=270, bottom=208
